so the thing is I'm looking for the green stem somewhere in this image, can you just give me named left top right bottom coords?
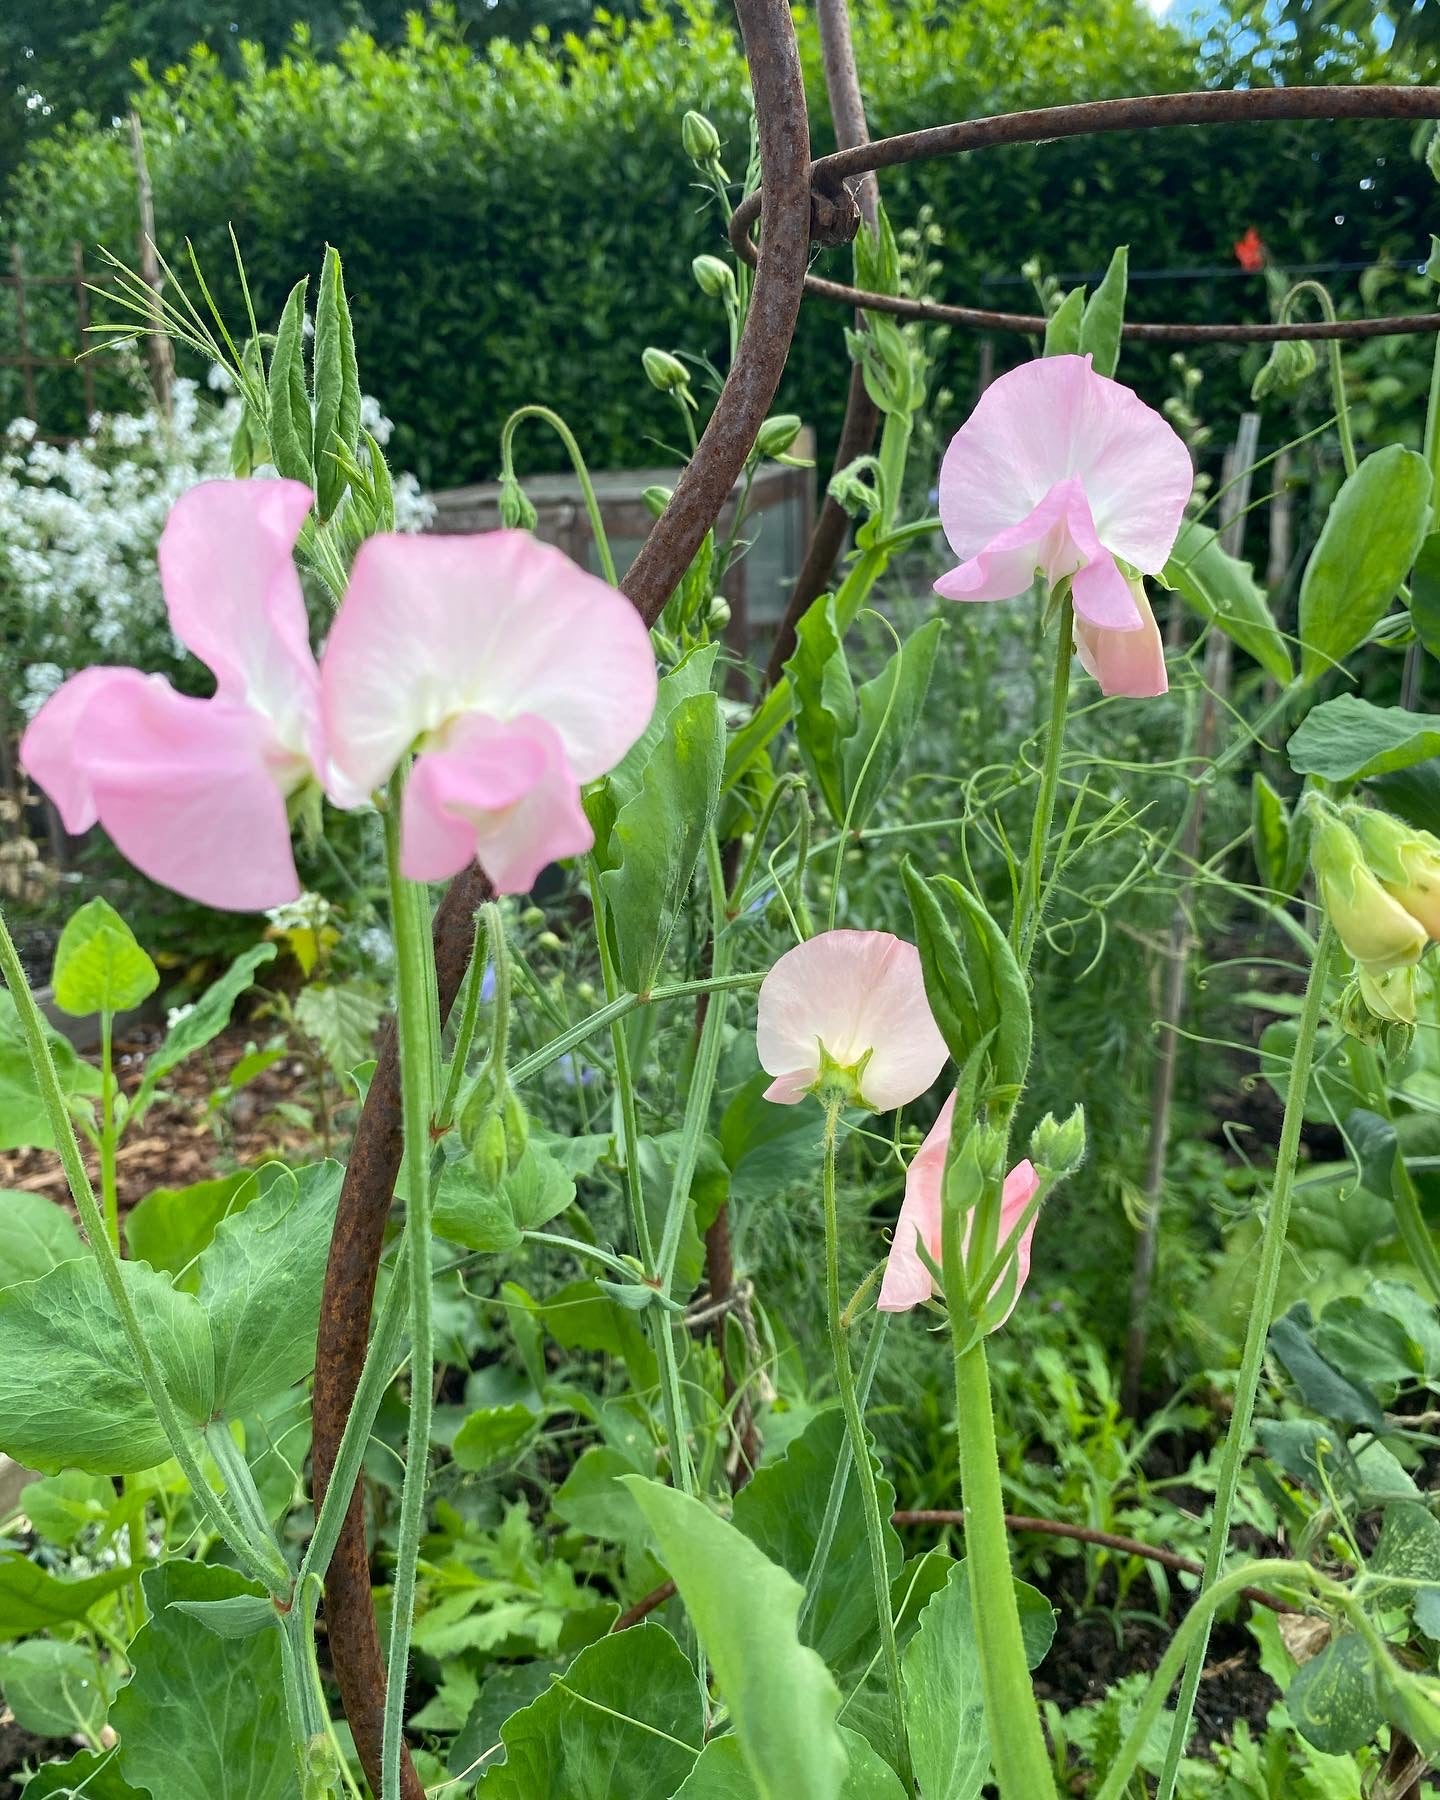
left=588, top=856, right=695, bottom=1494
left=1393, top=1160, right=1440, bottom=1305
left=0, top=903, right=288, bottom=1594
left=99, top=1010, right=119, bottom=1253
left=822, top=1103, right=912, bottom=1792
left=797, top=1310, right=888, bottom=1638
left=499, top=404, right=617, bottom=585
left=1283, top=281, right=1355, bottom=479
left=950, top=1337, right=1057, bottom=1798
left=876, top=410, right=913, bottom=532
left=1096, top=1560, right=1329, bottom=1800
left=278, top=1582, right=337, bottom=1798
left=1016, top=596, right=1074, bottom=971
left=205, top=1423, right=276, bottom=1560
left=379, top=773, right=440, bottom=1800
left=436, top=912, right=487, bottom=1133
left=1153, top=923, right=1338, bottom=1800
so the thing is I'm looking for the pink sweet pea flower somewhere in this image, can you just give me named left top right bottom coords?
left=20, top=479, right=323, bottom=912
left=320, top=532, right=657, bottom=893
left=755, top=929, right=947, bottom=1111
left=878, top=1093, right=1041, bottom=1318
left=935, top=354, right=1192, bottom=698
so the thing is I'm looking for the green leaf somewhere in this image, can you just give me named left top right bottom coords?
left=293, top=981, right=383, bottom=1078
left=51, top=899, right=158, bottom=1018
left=17, top=1471, right=119, bottom=1548
left=0, top=1188, right=84, bottom=1287
left=1269, top=1304, right=1384, bottom=1431
left=450, top=1661, right=556, bottom=1778
left=518, top=1279, right=657, bottom=1390
left=476, top=1623, right=702, bottom=1797
left=840, top=618, right=943, bottom=833
left=901, top=1558, right=1055, bottom=1800
left=23, top=1749, right=142, bottom=1798
left=265, top=274, right=313, bottom=483
left=0, top=1553, right=139, bottom=1639
left=0, top=987, right=101, bottom=1151
left=623, top=1476, right=848, bottom=1800
left=675, top=1729, right=906, bottom=1799
left=732, top=1409, right=900, bottom=1667
left=129, top=944, right=276, bottom=1124
left=452, top=1402, right=537, bottom=1472
left=553, top=1445, right=653, bottom=1542
left=1078, top=244, right=1128, bottom=378
left=587, top=646, right=719, bottom=857
left=197, top=1159, right=343, bottom=1417
left=1298, top=445, right=1432, bottom=685
left=1288, top=693, right=1440, bottom=783
left=787, top=596, right=855, bottom=826
left=1408, top=530, right=1440, bottom=660
left=1369, top=1500, right=1440, bottom=1635
left=1250, top=772, right=1309, bottom=898
left=433, top=1143, right=576, bottom=1254
left=168, top=1593, right=280, bottom=1639
left=1042, top=287, right=1084, bottom=358
left=600, top=688, right=725, bottom=991
left=110, top=1563, right=293, bottom=1800
left=0, top=1256, right=212, bottom=1472
left=312, top=245, right=361, bottom=520
left=1166, top=519, right=1293, bottom=685
left=0, top=1639, right=107, bottom=1739
left=124, top=1170, right=257, bottom=1283
left=1287, top=1632, right=1385, bottom=1756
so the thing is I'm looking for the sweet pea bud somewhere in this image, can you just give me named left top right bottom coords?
left=1251, top=337, right=1318, bottom=402
left=498, top=473, right=538, bottom=532
left=942, top=1120, right=1007, bottom=1243
left=682, top=109, right=722, bottom=163
left=707, top=596, right=732, bottom=630
left=643, top=347, right=690, bottom=394
left=754, top=414, right=804, bottom=460
left=1344, top=966, right=1419, bottom=1056
left=1348, top=804, right=1440, bottom=938
left=463, top=1072, right=530, bottom=1188
left=692, top=254, right=736, bottom=301
left=1311, top=810, right=1427, bottom=973
left=1029, top=1104, right=1086, bottom=1180
left=828, top=457, right=882, bottom=519
left=642, top=484, right=673, bottom=520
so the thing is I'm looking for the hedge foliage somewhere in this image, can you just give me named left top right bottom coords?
left=2, top=0, right=1431, bottom=487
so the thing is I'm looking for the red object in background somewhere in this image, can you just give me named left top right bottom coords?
left=1234, top=226, right=1266, bottom=273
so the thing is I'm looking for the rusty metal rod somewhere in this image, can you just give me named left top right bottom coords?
left=730, top=86, right=1440, bottom=343
left=308, top=0, right=816, bottom=1785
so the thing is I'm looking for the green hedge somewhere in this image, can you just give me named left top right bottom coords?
left=3, top=1, right=1430, bottom=487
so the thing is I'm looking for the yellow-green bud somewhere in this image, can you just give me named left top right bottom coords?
left=1029, top=1104, right=1086, bottom=1180
left=692, top=254, right=735, bottom=301
left=642, top=347, right=690, bottom=394
left=498, top=473, right=538, bottom=531
left=1251, top=337, right=1317, bottom=402
left=1312, top=812, right=1426, bottom=973
left=1348, top=805, right=1440, bottom=939
left=682, top=109, right=722, bottom=163
left=641, top=484, right=673, bottom=520
left=707, top=596, right=732, bottom=630
left=754, top=414, right=804, bottom=460
left=520, top=905, right=545, bottom=928
left=536, top=930, right=562, bottom=952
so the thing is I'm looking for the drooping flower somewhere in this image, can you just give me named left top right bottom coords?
left=1349, top=806, right=1440, bottom=941
left=20, top=479, right=324, bottom=911
left=1312, top=810, right=1427, bottom=977
left=934, top=354, right=1192, bottom=698
left=878, top=1092, right=1041, bottom=1319
left=755, top=929, right=947, bottom=1111
left=320, top=530, right=657, bottom=893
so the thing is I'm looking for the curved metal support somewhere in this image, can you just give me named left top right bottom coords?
left=730, top=85, right=1440, bottom=343
left=308, top=2, right=814, bottom=1787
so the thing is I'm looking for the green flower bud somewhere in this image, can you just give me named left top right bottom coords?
left=1347, top=805, right=1440, bottom=938
left=520, top=905, right=545, bottom=927
left=642, top=347, right=690, bottom=394
left=641, top=483, right=673, bottom=520
left=706, top=596, right=732, bottom=630
left=692, top=254, right=736, bottom=301
left=1250, top=338, right=1318, bottom=402
left=536, top=929, right=562, bottom=952
left=1029, top=1104, right=1086, bottom=1180
left=681, top=109, right=722, bottom=163
left=463, top=1074, right=530, bottom=1188
left=1312, top=811, right=1426, bottom=973
left=498, top=472, right=538, bottom=531
left=828, top=457, right=881, bottom=519
left=754, top=414, right=804, bottom=461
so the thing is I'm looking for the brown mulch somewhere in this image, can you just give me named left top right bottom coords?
left=0, top=1021, right=329, bottom=1215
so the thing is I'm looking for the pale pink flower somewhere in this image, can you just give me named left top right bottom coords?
left=934, top=354, right=1191, bottom=698
left=20, top=480, right=323, bottom=911
left=755, top=929, right=947, bottom=1111
left=878, top=1093, right=1041, bottom=1318
left=320, top=531, right=657, bottom=893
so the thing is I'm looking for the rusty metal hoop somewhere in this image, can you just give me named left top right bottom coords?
left=729, top=85, right=1440, bottom=342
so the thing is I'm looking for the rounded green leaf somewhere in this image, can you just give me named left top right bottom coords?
left=51, top=899, right=158, bottom=1018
